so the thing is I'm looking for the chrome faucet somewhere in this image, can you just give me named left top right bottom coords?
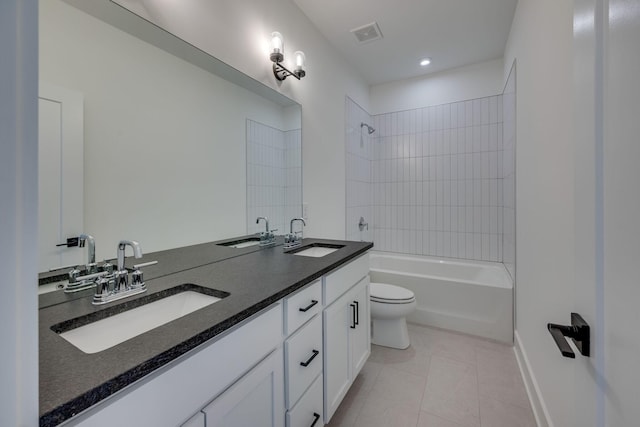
left=256, top=216, right=269, bottom=233
left=79, top=234, right=97, bottom=274
left=92, top=239, right=155, bottom=305
left=64, top=233, right=99, bottom=293
left=284, top=218, right=306, bottom=249
left=114, top=240, right=143, bottom=292
left=256, top=216, right=277, bottom=247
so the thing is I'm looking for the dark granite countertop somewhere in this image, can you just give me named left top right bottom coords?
left=39, top=238, right=373, bottom=426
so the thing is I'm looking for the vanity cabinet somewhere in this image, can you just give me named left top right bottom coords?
left=68, top=304, right=283, bottom=427
left=58, top=252, right=370, bottom=427
left=202, top=348, right=284, bottom=427
left=322, top=255, right=371, bottom=423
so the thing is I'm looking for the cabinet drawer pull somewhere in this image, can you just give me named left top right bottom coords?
left=354, top=300, right=359, bottom=325
left=310, top=412, right=321, bottom=427
left=350, top=303, right=356, bottom=329
left=300, top=349, right=320, bottom=367
left=299, top=299, right=318, bottom=313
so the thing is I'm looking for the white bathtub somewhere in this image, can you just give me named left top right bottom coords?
left=369, top=251, right=513, bottom=343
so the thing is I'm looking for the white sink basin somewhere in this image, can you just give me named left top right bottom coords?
left=229, top=240, right=260, bottom=249
left=59, top=291, right=221, bottom=354
left=293, top=247, right=339, bottom=257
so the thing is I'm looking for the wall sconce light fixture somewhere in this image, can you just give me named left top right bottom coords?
left=270, top=31, right=306, bottom=81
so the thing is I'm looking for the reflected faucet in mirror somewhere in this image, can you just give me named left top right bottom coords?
left=256, top=217, right=277, bottom=247
left=62, top=233, right=107, bottom=293
left=79, top=234, right=97, bottom=274
left=284, top=218, right=306, bottom=249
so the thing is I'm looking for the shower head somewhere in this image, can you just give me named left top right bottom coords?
left=361, top=122, right=375, bottom=135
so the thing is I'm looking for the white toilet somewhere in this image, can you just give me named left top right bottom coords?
left=369, top=282, right=417, bottom=349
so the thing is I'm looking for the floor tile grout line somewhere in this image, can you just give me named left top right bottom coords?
left=350, top=354, right=383, bottom=427
left=415, top=352, right=433, bottom=427
left=475, top=342, right=483, bottom=427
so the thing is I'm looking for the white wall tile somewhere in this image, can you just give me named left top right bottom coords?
left=365, top=93, right=508, bottom=262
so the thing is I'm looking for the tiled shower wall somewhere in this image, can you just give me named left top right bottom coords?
left=345, top=97, right=373, bottom=242
left=502, top=65, right=516, bottom=279
left=246, top=119, right=301, bottom=235
left=284, top=128, right=303, bottom=228
left=370, top=95, right=509, bottom=262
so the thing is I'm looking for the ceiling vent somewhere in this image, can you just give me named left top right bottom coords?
left=350, top=22, right=383, bottom=44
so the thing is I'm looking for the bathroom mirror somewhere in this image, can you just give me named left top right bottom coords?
left=38, top=0, right=302, bottom=274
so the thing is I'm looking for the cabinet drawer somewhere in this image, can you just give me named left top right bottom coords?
left=286, top=374, right=323, bottom=427
left=285, top=315, right=323, bottom=409
left=284, top=280, right=322, bottom=335
left=323, top=254, right=369, bottom=306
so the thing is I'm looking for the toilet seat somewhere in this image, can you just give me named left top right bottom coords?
left=370, top=282, right=415, bottom=304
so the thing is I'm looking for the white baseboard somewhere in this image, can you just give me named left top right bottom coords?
left=513, top=330, right=553, bottom=427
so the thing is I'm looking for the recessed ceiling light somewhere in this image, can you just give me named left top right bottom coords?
left=420, top=58, right=432, bottom=66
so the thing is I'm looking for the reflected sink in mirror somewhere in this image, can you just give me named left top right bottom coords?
left=53, top=285, right=229, bottom=354
left=217, top=237, right=261, bottom=249
left=288, top=244, right=345, bottom=258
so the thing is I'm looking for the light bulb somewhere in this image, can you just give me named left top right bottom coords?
left=294, top=51, right=306, bottom=78
left=270, top=32, right=284, bottom=63
left=420, top=58, right=432, bottom=66
left=294, top=51, right=306, bottom=70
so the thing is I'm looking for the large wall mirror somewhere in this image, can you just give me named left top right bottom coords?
left=39, top=0, right=302, bottom=273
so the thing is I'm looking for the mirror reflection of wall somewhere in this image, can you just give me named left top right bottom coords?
left=38, top=0, right=301, bottom=270
left=246, top=118, right=302, bottom=236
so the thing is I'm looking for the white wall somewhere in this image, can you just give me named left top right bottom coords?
left=40, top=0, right=294, bottom=261
left=114, top=0, right=370, bottom=239
left=0, top=0, right=39, bottom=425
left=503, top=0, right=575, bottom=425
left=370, top=59, right=504, bottom=115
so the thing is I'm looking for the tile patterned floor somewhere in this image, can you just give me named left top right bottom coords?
left=327, top=324, right=536, bottom=427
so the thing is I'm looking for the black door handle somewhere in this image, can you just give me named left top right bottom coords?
left=299, top=349, right=319, bottom=367
left=310, top=412, right=320, bottom=427
left=349, top=303, right=356, bottom=329
left=56, top=237, right=79, bottom=247
left=299, top=299, right=318, bottom=312
left=547, top=312, right=590, bottom=358
left=354, top=300, right=359, bottom=325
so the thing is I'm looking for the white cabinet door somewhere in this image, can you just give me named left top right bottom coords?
left=203, top=348, right=284, bottom=427
left=323, top=294, right=351, bottom=422
left=349, top=277, right=370, bottom=378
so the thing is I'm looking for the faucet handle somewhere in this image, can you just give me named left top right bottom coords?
left=131, top=269, right=144, bottom=289
left=95, top=276, right=111, bottom=298
left=101, top=260, right=114, bottom=274
left=85, top=262, right=98, bottom=275
left=114, top=270, right=128, bottom=293
left=68, top=266, right=82, bottom=284
left=133, top=261, right=158, bottom=269
left=130, top=261, right=156, bottom=289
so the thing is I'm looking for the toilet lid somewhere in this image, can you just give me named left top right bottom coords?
left=370, top=282, right=415, bottom=302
